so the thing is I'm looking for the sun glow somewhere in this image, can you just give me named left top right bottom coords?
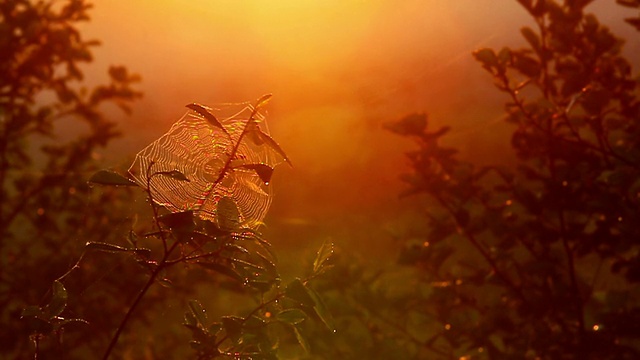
left=87, top=0, right=494, bottom=222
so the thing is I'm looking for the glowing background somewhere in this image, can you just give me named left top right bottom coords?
left=79, top=1, right=636, bottom=250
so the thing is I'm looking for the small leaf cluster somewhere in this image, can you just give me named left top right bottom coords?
left=300, top=1, right=640, bottom=359
left=617, top=0, right=640, bottom=30
left=87, top=169, right=281, bottom=296
left=181, top=240, right=336, bottom=359
left=21, top=281, right=88, bottom=349
left=33, top=118, right=330, bottom=358
left=381, top=1, right=640, bottom=358
left=1, top=0, right=141, bottom=357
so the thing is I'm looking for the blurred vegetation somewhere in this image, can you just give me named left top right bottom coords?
left=2, top=0, right=640, bottom=359
left=304, top=0, right=640, bottom=359
left=1, top=1, right=333, bottom=359
left=0, top=0, right=144, bottom=357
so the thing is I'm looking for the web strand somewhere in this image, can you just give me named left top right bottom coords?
left=128, top=103, right=286, bottom=225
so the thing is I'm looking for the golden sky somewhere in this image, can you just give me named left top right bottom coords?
left=80, top=1, right=636, bottom=239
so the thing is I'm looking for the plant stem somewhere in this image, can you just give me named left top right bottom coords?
left=102, top=162, right=177, bottom=359
left=194, top=102, right=263, bottom=213
left=103, top=100, right=266, bottom=358
left=33, top=334, right=39, bottom=360
left=213, top=294, right=282, bottom=350
left=433, top=194, right=530, bottom=307
left=101, top=240, right=180, bottom=360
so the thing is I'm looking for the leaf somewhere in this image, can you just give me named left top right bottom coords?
left=88, top=170, right=138, bottom=186
left=198, top=262, right=243, bottom=282
left=23, top=315, right=54, bottom=335
left=517, top=0, right=532, bottom=10
left=109, top=65, right=128, bottom=82
left=252, top=128, right=293, bottom=166
left=521, top=26, right=540, bottom=53
left=126, top=230, right=139, bottom=247
left=308, top=287, right=335, bottom=331
left=276, top=309, right=307, bottom=325
left=216, top=197, right=240, bottom=231
left=133, top=248, right=151, bottom=259
left=158, top=211, right=195, bottom=230
left=229, top=257, right=265, bottom=271
left=21, top=306, right=44, bottom=319
left=625, top=17, right=640, bottom=31
left=255, top=94, right=273, bottom=109
left=247, top=280, right=275, bottom=293
left=512, top=52, right=540, bottom=78
left=48, top=280, right=67, bottom=317
left=156, top=170, right=190, bottom=182
left=188, top=300, right=208, bottom=327
left=498, top=47, right=512, bottom=64
left=55, top=318, right=89, bottom=328
left=384, top=113, right=427, bottom=136
left=186, top=103, right=229, bottom=135
left=293, top=326, right=310, bottom=354
left=186, top=324, right=210, bottom=344
left=236, top=163, right=274, bottom=185
left=158, top=277, right=173, bottom=288
left=313, top=239, right=334, bottom=273
left=255, top=251, right=278, bottom=277
left=285, top=279, right=315, bottom=307
left=208, top=322, right=222, bottom=334
left=221, top=316, right=244, bottom=342
left=223, top=243, right=250, bottom=255
left=21, top=306, right=54, bottom=335
left=184, top=310, right=197, bottom=327
left=85, top=242, right=130, bottom=253
left=473, top=48, right=499, bottom=68
left=244, top=315, right=267, bottom=329
left=617, top=0, right=640, bottom=7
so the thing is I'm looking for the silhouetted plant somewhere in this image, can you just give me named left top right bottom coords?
left=22, top=97, right=335, bottom=359
left=306, top=1, right=640, bottom=359
left=618, top=0, right=640, bottom=30
left=0, top=0, right=142, bottom=357
left=3, top=1, right=333, bottom=358
left=9, top=1, right=640, bottom=359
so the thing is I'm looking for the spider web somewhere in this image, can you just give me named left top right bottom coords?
left=128, top=102, right=289, bottom=225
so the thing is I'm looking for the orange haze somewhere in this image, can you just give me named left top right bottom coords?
left=80, top=1, right=636, bottom=248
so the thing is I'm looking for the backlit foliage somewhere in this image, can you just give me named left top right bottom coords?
left=305, top=1, right=640, bottom=359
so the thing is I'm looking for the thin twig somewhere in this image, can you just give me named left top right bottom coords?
left=194, top=101, right=265, bottom=214
left=101, top=240, right=181, bottom=360
left=102, top=162, right=175, bottom=359
left=433, top=193, right=531, bottom=308
left=103, top=97, right=272, bottom=358
left=213, top=294, right=283, bottom=350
